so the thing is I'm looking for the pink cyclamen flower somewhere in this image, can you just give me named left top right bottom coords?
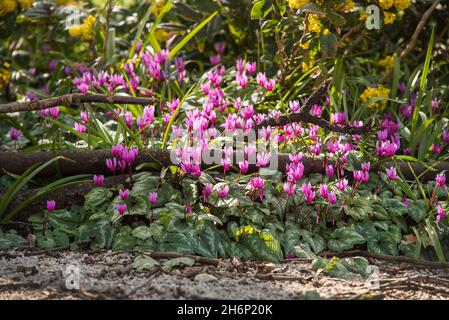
left=386, top=166, right=397, bottom=180
left=256, top=72, right=267, bottom=87
left=106, top=158, right=117, bottom=173
left=289, top=100, right=300, bottom=113
left=376, top=140, right=398, bottom=157
left=221, top=158, right=231, bottom=173
left=119, top=189, right=129, bottom=201
left=239, top=160, right=249, bottom=174
left=256, top=152, right=271, bottom=167
left=336, top=179, right=348, bottom=191
left=328, top=191, right=337, bottom=205
left=436, top=173, right=446, bottom=189
left=301, top=183, right=315, bottom=204
left=250, top=177, right=265, bottom=200
left=402, top=198, right=409, bottom=207
left=284, top=183, right=295, bottom=197
left=289, top=153, right=303, bottom=165
left=148, top=192, right=158, bottom=205
left=331, top=112, right=346, bottom=125
left=217, top=185, right=229, bottom=199
left=436, top=204, right=447, bottom=223
left=246, top=62, right=257, bottom=74
left=46, top=200, right=56, bottom=212
left=116, top=203, right=127, bottom=216
left=319, top=184, right=329, bottom=199
left=9, top=128, right=22, bottom=141
left=431, top=144, right=442, bottom=154
left=310, top=105, right=323, bottom=117
left=265, top=79, right=276, bottom=91
left=93, top=175, right=104, bottom=187
left=202, top=184, right=213, bottom=202
left=214, top=42, right=226, bottom=54
left=209, top=55, right=220, bottom=65
left=361, top=161, right=371, bottom=172
left=80, top=111, right=89, bottom=123
left=49, top=107, right=60, bottom=119
left=442, top=129, right=449, bottom=144
left=353, top=170, right=364, bottom=183
left=74, top=122, right=87, bottom=133
left=325, top=165, right=335, bottom=177
left=287, top=162, right=304, bottom=183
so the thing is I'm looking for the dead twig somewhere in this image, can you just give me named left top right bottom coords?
left=0, top=93, right=157, bottom=114
left=255, top=80, right=373, bottom=135
left=320, top=250, right=449, bottom=270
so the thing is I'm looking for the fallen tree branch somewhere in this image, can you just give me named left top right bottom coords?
left=255, top=80, right=373, bottom=135
left=147, top=251, right=221, bottom=267
left=0, top=93, right=157, bottom=114
left=0, top=149, right=447, bottom=182
left=319, top=250, right=449, bottom=270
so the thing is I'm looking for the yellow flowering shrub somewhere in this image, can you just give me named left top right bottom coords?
left=360, top=85, right=391, bottom=110
left=379, top=0, right=394, bottom=10
left=0, top=0, right=35, bottom=16
left=68, top=15, right=96, bottom=42
left=287, top=0, right=310, bottom=10
left=394, top=0, right=412, bottom=11
left=378, top=55, right=395, bottom=70
left=383, top=12, right=396, bottom=24
left=307, top=14, right=323, bottom=33
left=0, top=64, right=11, bottom=91
left=335, top=0, right=355, bottom=13
left=0, top=0, right=17, bottom=16
left=18, top=0, right=34, bottom=9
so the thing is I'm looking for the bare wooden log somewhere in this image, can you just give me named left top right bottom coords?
left=0, top=93, right=157, bottom=113
left=0, top=149, right=447, bottom=182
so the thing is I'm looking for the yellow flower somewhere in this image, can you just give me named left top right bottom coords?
left=307, top=14, right=322, bottom=33
left=0, top=0, right=17, bottom=16
left=359, top=11, right=368, bottom=22
left=0, top=68, right=11, bottom=91
left=19, top=0, right=34, bottom=9
left=68, top=25, right=82, bottom=37
left=384, top=12, right=396, bottom=24
left=394, top=0, right=411, bottom=11
left=379, top=0, right=394, bottom=10
left=155, top=29, right=170, bottom=43
left=68, top=15, right=96, bottom=41
left=360, top=85, right=391, bottom=110
left=300, top=40, right=310, bottom=50
left=322, top=28, right=329, bottom=36
left=84, top=15, right=96, bottom=26
left=287, top=0, right=310, bottom=10
left=302, top=56, right=315, bottom=71
left=335, top=0, right=355, bottom=12
left=378, top=55, right=395, bottom=70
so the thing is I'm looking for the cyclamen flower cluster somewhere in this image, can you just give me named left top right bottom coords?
left=283, top=153, right=341, bottom=207
left=74, top=70, right=126, bottom=93
left=235, top=59, right=257, bottom=88
left=9, top=127, right=22, bottom=141
left=376, top=116, right=400, bottom=157
left=353, top=161, right=370, bottom=183
left=37, top=106, right=60, bottom=119
left=105, top=145, right=138, bottom=174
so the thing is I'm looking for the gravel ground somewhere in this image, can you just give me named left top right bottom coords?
left=1, top=249, right=449, bottom=300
